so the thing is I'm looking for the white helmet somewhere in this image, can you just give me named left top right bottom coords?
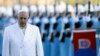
left=6, top=6, right=13, bottom=17
left=0, top=6, right=6, bottom=15
left=94, top=5, right=99, bottom=11
left=84, top=4, right=94, bottom=12
left=59, top=4, right=66, bottom=13
left=14, top=4, right=21, bottom=13
left=68, top=4, right=75, bottom=13
left=21, top=5, right=29, bottom=13
left=29, top=5, right=37, bottom=13
left=77, top=4, right=85, bottom=13
left=38, top=5, right=46, bottom=13
left=47, top=5, right=54, bottom=14
left=99, top=5, right=100, bottom=11
left=55, top=5, right=60, bottom=13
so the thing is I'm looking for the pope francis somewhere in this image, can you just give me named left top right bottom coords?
left=2, top=10, right=44, bottom=56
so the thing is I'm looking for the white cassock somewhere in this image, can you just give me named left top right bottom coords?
left=2, top=23, right=44, bottom=56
